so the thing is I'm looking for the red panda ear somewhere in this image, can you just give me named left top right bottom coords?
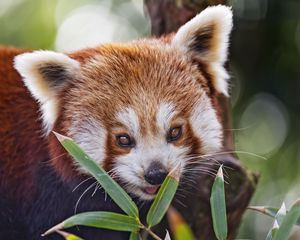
left=14, top=51, right=80, bottom=134
left=172, top=5, right=233, bottom=96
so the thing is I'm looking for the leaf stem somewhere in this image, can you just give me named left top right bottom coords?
left=145, top=227, right=162, bottom=240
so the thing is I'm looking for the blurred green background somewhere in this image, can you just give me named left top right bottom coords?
left=1, top=0, right=299, bottom=238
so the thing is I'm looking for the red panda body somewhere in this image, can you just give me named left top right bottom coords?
left=0, top=6, right=233, bottom=240
left=0, top=48, right=132, bottom=240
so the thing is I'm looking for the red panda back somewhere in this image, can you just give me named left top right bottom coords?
left=0, top=47, right=48, bottom=201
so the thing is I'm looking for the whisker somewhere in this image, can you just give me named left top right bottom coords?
left=91, top=183, right=102, bottom=197
left=174, top=198, right=187, bottom=208
left=72, top=177, right=94, bottom=192
left=193, top=151, right=267, bottom=160
left=224, top=123, right=255, bottom=131
left=74, top=182, right=97, bottom=215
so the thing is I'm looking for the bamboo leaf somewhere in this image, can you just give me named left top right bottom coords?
left=146, top=167, right=180, bottom=227
left=167, top=207, right=195, bottom=240
left=274, top=199, right=300, bottom=240
left=248, top=205, right=300, bottom=226
left=129, top=231, right=140, bottom=240
left=164, top=230, right=171, bottom=240
left=274, top=203, right=287, bottom=226
left=43, top=211, right=141, bottom=236
left=265, top=220, right=279, bottom=240
left=210, top=166, right=227, bottom=240
left=53, top=132, right=138, bottom=218
left=265, top=203, right=286, bottom=240
left=56, top=230, right=84, bottom=240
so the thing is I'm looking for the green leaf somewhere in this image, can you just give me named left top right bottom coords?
left=266, top=228, right=278, bottom=240
left=265, top=203, right=286, bottom=240
left=274, top=199, right=300, bottom=240
left=248, top=205, right=300, bottom=226
left=265, top=220, right=279, bottom=240
left=43, top=211, right=141, bottom=236
left=53, top=132, right=138, bottom=218
left=175, top=224, right=195, bottom=240
left=146, top=168, right=180, bottom=227
left=56, top=230, right=85, bottom=240
left=274, top=202, right=287, bottom=226
left=210, top=166, right=227, bottom=240
left=129, top=231, right=140, bottom=240
left=167, top=207, right=195, bottom=240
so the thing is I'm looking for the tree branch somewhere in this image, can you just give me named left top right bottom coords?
left=144, top=1, right=258, bottom=239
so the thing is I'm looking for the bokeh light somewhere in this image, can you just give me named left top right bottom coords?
left=0, top=1, right=299, bottom=239
left=236, top=93, right=289, bottom=157
left=55, top=1, right=149, bottom=51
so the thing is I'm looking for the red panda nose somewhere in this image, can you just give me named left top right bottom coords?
left=144, top=162, right=168, bottom=185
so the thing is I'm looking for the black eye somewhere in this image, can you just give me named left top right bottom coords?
left=167, top=126, right=182, bottom=142
left=116, top=134, right=135, bottom=148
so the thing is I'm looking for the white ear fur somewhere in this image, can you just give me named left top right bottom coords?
left=172, top=5, right=233, bottom=96
left=14, top=51, right=80, bottom=134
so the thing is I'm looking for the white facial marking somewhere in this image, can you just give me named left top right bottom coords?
left=113, top=102, right=190, bottom=200
left=156, top=102, right=177, bottom=131
left=190, top=95, right=222, bottom=153
left=114, top=143, right=189, bottom=200
left=69, top=118, right=107, bottom=170
left=116, top=107, right=140, bottom=136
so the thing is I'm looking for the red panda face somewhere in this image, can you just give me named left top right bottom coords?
left=63, top=44, right=223, bottom=199
left=14, top=5, right=232, bottom=200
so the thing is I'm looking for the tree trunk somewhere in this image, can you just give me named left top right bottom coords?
left=144, top=1, right=259, bottom=239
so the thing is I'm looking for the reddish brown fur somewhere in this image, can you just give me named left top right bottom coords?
left=49, top=41, right=214, bottom=178
left=0, top=37, right=222, bottom=194
left=0, top=47, right=48, bottom=201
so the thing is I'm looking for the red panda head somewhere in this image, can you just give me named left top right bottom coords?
left=14, top=5, right=232, bottom=200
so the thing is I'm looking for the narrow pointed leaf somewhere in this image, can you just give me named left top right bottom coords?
left=265, top=228, right=277, bottom=240
left=53, top=132, right=138, bottom=218
left=210, top=166, right=227, bottom=240
left=56, top=230, right=84, bottom=240
left=146, top=168, right=180, bottom=227
left=265, top=220, right=279, bottom=240
left=129, top=232, right=140, bottom=240
left=274, top=199, right=300, bottom=240
left=274, top=203, right=287, bottom=226
left=164, top=230, right=172, bottom=240
left=43, top=211, right=141, bottom=236
left=265, top=203, right=286, bottom=240
left=167, top=207, right=195, bottom=240
left=248, top=205, right=300, bottom=226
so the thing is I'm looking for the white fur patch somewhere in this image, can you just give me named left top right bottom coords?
left=114, top=139, right=189, bottom=200
left=116, top=107, right=140, bottom=136
left=69, top=118, right=107, bottom=168
left=113, top=103, right=190, bottom=200
left=14, top=50, right=80, bottom=134
left=190, top=95, right=223, bottom=153
left=156, top=102, right=177, bottom=131
left=172, top=5, right=233, bottom=96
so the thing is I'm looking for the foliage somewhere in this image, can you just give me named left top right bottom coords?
left=1, top=1, right=300, bottom=238
left=43, top=133, right=300, bottom=240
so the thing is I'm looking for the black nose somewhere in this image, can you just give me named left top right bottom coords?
left=144, top=162, right=168, bottom=185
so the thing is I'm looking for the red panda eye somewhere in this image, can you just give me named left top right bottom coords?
left=116, top=134, right=135, bottom=148
left=167, top=126, right=183, bottom=142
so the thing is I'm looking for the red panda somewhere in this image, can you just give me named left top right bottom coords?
left=0, top=5, right=233, bottom=240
